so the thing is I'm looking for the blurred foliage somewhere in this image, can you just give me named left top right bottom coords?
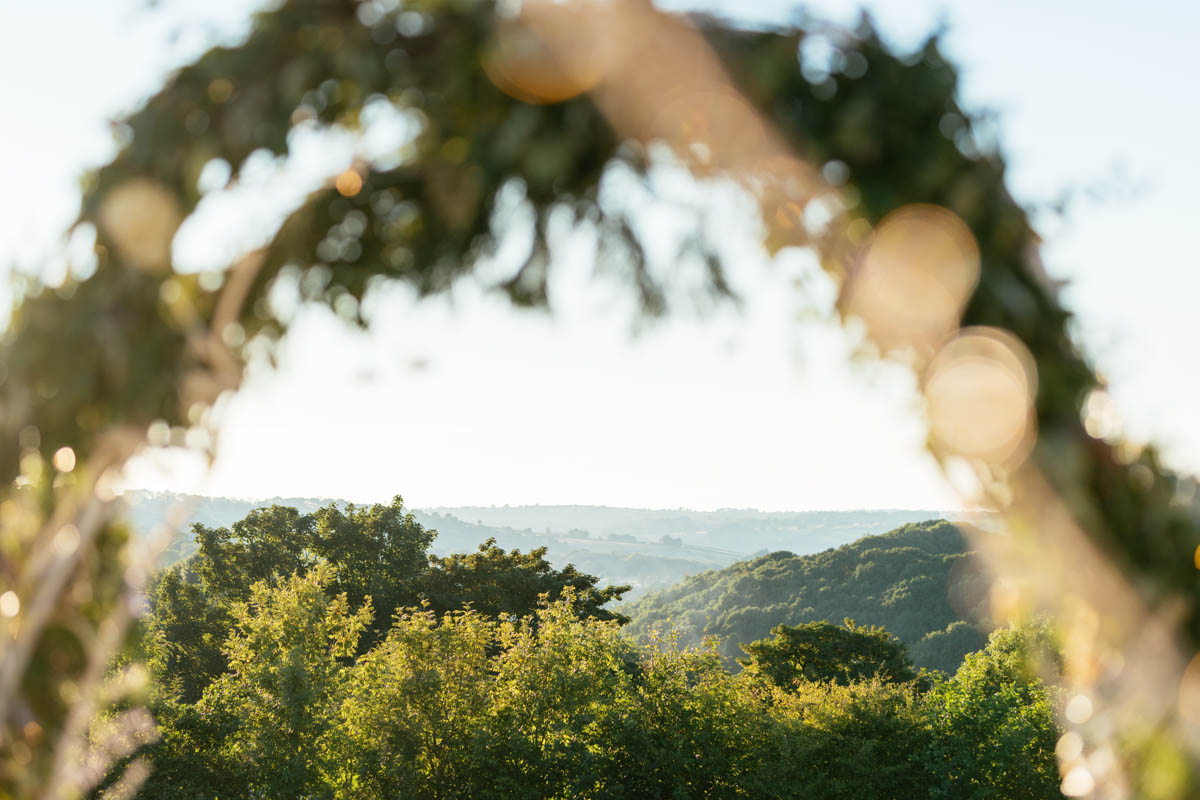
left=3, top=0, right=1200, bottom=793
left=625, top=520, right=992, bottom=673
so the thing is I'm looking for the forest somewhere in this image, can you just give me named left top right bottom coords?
left=624, top=520, right=993, bottom=673
left=100, top=498, right=1064, bottom=798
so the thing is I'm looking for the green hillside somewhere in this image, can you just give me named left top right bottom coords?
left=623, top=520, right=994, bottom=673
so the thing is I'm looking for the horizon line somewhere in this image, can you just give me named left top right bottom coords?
left=118, top=488, right=963, bottom=516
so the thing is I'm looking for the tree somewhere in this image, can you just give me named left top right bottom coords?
left=476, top=589, right=639, bottom=797
left=739, top=619, right=917, bottom=689
left=141, top=565, right=229, bottom=703
left=191, top=497, right=432, bottom=628
left=192, top=504, right=316, bottom=603
left=195, top=565, right=370, bottom=799
left=145, top=497, right=433, bottom=693
left=922, top=625, right=1062, bottom=799
left=602, top=638, right=794, bottom=798
left=778, top=679, right=932, bottom=799
left=326, top=609, right=495, bottom=800
left=309, top=499, right=436, bottom=646
left=423, top=538, right=629, bottom=623
left=911, top=621, right=990, bottom=676
left=134, top=497, right=629, bottom=775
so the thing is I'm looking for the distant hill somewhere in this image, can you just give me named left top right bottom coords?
left=429, top=505, right=948, bottom=555
left=622, top=519, right=994, bottom=673
left=118, top=492, right=953, bottom=602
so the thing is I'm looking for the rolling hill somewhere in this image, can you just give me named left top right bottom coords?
left=622, top=519, right=994, bottom=673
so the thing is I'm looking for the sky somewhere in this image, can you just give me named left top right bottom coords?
left=1, top=0, right=1196, bottom=511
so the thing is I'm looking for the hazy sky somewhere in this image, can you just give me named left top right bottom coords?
left=2, top=1, right=1196, bottom=510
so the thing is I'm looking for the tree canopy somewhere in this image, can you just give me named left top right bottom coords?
left=739, top=618, right=917, bottom=688
left=142, top=497, right=627, bottom=700
left=104, top=501, right=1067, bottom=800
left=124, top=569, right=1065, bottom=799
